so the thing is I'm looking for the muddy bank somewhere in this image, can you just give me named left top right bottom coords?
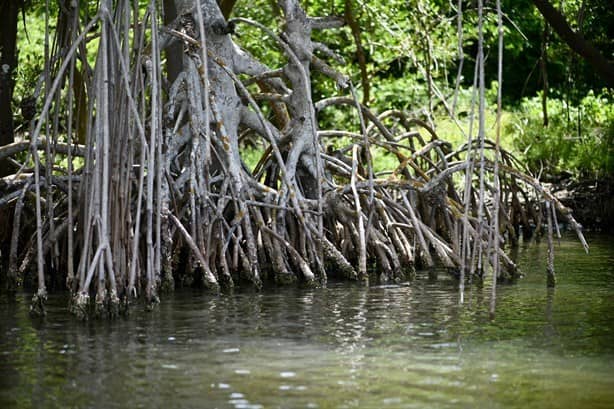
left=553, top=177, right=614, bottom=232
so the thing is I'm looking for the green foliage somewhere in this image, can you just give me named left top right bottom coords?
left=241, top=146, right=265, bottom=173
left=14, top=10, right=45, bottom=119
left=431, top=82, right=512, bottom=150
left=11, top=0, right=613, bottom=181
left=508, top=90, right=614, bottom=178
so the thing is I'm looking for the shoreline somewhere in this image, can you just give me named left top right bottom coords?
left=552, top=176, right=614, bottom=232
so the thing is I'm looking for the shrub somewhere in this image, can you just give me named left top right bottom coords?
left=508, top=90, right=614, bottom=178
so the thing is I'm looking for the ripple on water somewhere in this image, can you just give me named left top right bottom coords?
left=1, top=234, right=613, bottom=409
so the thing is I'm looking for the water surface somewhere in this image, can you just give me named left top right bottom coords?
left=1, top=233, right=613, bottom=408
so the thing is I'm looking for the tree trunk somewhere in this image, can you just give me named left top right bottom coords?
left=0, top=0, right=20, bottom=284
left=0, top=0, right=20, bottom=177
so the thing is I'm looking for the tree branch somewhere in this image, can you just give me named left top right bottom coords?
left=532, top=0, right=614, bottom=88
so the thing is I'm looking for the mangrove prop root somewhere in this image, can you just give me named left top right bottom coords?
left=70, top=293, right=89, bottom=320
left=29, top=288, right=47, bottom=317
left=0, top=0, right=587, bottom=318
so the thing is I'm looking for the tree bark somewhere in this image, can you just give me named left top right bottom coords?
left=532, top=0, right=614, bottom=88
left=0, top=0, right=20, bottom=177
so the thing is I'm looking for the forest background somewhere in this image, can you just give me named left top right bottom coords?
left=5, top=0, right=612, bottom=179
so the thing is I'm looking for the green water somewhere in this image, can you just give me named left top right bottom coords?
left=1, top=233, right=613, bottom=408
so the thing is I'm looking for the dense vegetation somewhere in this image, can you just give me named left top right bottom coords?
left=0, top=0, right=608, bottom=317
left=7, top=0, right=614, bottom=178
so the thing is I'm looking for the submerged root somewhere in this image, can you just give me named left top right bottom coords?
left=146, top=288, right=160, bottom=312
left=108, top=289, right=120, bottom=318
left=29, top=288, right=47, bottom=317
left=70, top=292, right=89, bottom=320
left=320, top=236, right=358, bottom=280
left=94, top=289, right=108, bottom=318
left=274, top=271, right=298, bottom=285
left=160, top=271, right=175, bottom=294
